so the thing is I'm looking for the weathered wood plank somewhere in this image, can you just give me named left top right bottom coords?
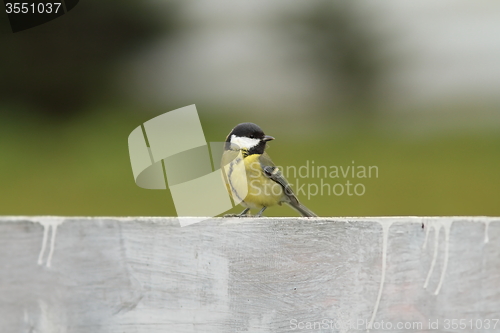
left=0, top=216, right=499, bottom=332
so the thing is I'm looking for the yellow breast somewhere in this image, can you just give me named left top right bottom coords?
left=239, top=154, right=284, bottom=209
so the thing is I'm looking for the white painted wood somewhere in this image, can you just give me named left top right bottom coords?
left=0, top=216, right=499, bottom=332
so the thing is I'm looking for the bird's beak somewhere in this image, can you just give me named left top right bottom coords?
left=263, top=135, right=275, bottom=142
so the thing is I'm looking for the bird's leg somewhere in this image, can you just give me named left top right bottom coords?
left=255, top=206, right=267, bottom=217
left=238, top=208, right=250, bottom=217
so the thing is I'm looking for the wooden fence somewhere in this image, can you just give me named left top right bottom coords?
left=0, top=216, right=498, bottom=332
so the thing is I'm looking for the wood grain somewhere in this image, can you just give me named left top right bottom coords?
left=0, top=216, right=498, bottom=332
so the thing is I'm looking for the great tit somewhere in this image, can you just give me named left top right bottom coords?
left=221, top=122, right=317, bottom=217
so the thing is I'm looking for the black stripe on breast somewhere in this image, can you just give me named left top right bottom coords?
left=227, top=155, right=245, bottom=204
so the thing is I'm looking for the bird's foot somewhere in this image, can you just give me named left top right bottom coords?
left=224, top=208, right=251, bottom=218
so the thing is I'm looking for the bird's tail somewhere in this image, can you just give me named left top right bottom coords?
left=287, top=202, right=318, bottom=217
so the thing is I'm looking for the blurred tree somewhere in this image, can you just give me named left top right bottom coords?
left=0, top=0, right=179, bottom=120
left=283, top=1, right=388, bottom=116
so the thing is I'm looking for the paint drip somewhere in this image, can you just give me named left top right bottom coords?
left=37, top=218, right=64, bottom=268
left=484, top=220, right=491, bottom=243
left=422, top=219, right=453, bottom=295
left=367, top=220, right=394, bottom=332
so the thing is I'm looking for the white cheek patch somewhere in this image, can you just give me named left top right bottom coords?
left=230, top=135, right=260, bottom=150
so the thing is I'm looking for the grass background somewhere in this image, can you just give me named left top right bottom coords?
left=1, top=105, right=498, bottom=217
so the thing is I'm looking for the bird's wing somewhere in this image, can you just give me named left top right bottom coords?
left=259, top=152, right=300, bottom=205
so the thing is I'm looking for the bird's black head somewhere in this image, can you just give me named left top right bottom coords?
left=225, top=122, right=274, bottom=155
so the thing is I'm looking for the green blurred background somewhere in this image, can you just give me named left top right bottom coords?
left=1, top=0, right=499, bottom=217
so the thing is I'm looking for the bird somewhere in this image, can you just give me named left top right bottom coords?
left=221, top=122, right=317, bottom=217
